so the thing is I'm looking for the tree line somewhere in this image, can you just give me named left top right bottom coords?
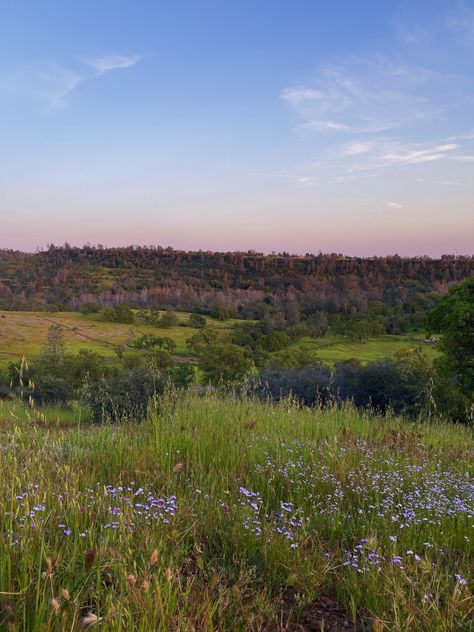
left=0, top=247, right=472, bottom=327
left=1, top=277, right=472, bottom=423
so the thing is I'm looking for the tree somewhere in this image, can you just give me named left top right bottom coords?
left=197, top=343, right=253, bottom=384
left=113, top=304, right=135, bottom=324
left=172, top=363, right=195, bottom=387
left=102, top=304, right=135, bottom=324
left=46, top=324, right=65, bottom=359
left=156, top=310, right=179, bottom=328
left=80, top=301, right=100, bottom=315
left=188, top=313, right=207, bottom=329
left=427, top=277, right=474, bottom=420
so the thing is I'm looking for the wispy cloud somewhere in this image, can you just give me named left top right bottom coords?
left=280, top=55, right=442, bottom=137
left=296, top=176, right=317, bottom=188
left=384, top=201, right=404, bottom=209
left=438, top=180, right=462, bottom=186
left=85, top=53, right=142, bottom=75
left=280, top=87, right=324, bottom=104
left=382, top=143, right=458, bottom=165
left=2, top=52, right=142, bottom=108
left=340, top=141, right=376, bottom=156
left=451, top=154, right=474, bottom=161
left=301, top=119, right=349, bottom=132
left=0, top=63, right=84, bottom=108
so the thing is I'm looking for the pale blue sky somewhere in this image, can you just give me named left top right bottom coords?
left=1, top=1, right=473, bottom=255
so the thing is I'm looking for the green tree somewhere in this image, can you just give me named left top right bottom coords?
left=157, top=310, right=179, bottom=328
left=172, top=363, right=195, bottom=388
left=188, top=313, right=207, bottom=328
left=427, top=277, right=474, bottom=420
left=80, top=301, right=100, bottom=315
left=198, top=343, right=253, bottom=384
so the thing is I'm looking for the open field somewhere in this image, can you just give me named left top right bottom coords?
left=0, top=311, right=235, bottom=368
left=0, top=392, right=472, bottom=630
left=289, top=334, right=440, bottom=365
left=0, top=311, right=438, bottom=370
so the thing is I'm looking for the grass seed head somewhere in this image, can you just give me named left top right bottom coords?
left=81, top=612, right=102, bottom=628
left=61, top=588, right=70, bottom=601
left=150, top=548, right=159, bottom=566
left=50, top=598, right=60, bottom=613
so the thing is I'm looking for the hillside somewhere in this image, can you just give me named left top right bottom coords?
left=1, top=247, right=473, bottom=319
left=0, top=310, right=439, bottom=369
left=0, top=392, right=472, bottom=630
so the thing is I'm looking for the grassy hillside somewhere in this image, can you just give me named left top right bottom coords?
left=0, top=311, right=235, bottom=367
left=0, top=310, right=438, bottom=369
left=287, top=333, right=440, bottom=365
left=0, top=393, right=472, bottom=630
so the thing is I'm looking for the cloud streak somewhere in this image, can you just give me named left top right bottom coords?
left=382, top=143, right=459, bottom=165
left=85, top=53, right=142, bottom=75
left=280, top=55, right=442, bottom=137
left=384, top=201, right=404, bottom=209
left=2, top=52, right=142, bottom=108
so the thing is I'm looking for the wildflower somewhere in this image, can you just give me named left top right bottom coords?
left=455, top=574, right=467, bottom=586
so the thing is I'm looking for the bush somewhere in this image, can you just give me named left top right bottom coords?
left=257, top=363, right=331, bottom=406
left=80, top=301, right=100, bottom=315
left=256, top=350, right=432, bottom=417
left=82, top=367, right=163, bottom=423
left=101, top=304, right=135, bottom=324
left=188, top=313, right=207, bottom=328
left=156, top=311, right=179, bottom=328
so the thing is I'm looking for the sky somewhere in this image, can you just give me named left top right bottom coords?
left=1, top=0, right=473, bottom=256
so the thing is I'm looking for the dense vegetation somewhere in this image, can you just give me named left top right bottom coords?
left=0, top=249, right=473, bottom=629
left=1, top=246, right=473, bottom=335
left=0, top=392, right=472, bottom=630
left=0, top=275, right=472, bottom=423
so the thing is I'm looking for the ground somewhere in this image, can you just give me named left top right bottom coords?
left=0, top=393, right=471, bottom=630
left=0, top=310, right=439, bottom=369
left=0, top=310, right=235, bottom=367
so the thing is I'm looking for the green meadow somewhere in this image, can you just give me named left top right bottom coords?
left=287, top=334, right=440, bottom=365
left=0, top=311, right=235, bottom=368
left=0, top=392, right=472, bottom=630
left=0, top=311, right=438, bottom=370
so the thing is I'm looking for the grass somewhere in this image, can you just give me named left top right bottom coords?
left=0, top=311, right=235, bottom=368
left=0, top=311, right=438, bottom=372
left=287, top=334, right=440, bottom=365
left=0, top=392, right=472, bottom=630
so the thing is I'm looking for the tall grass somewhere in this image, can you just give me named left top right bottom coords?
left=0, top=391, right=472, bottom=630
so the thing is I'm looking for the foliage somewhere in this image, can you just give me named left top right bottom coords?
left=0, top=392, right=472, bottom=630
left=131, top=334, right=177, bottom=353
left=82, top=366, right=162, bottom=423
left=257, top=349, right=432, bottom=417
left=197, top=343, right=254, bottom=384
left=80, top=301, right=100, bottom=315
left=427, top=276, right=474, bottom=421
left=101, top=304, right=135, bottom=324
left=155, top=310, right=179, bottom=328
left=2, top=247, right=472, bottom=325
left=188, top=312, right=207, bottom=328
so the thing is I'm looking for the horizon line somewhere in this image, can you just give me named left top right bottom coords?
left=1, top=243, right=473, bottom=260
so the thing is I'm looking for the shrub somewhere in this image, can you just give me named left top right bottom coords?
left=82, top=366, right=163, bottom=423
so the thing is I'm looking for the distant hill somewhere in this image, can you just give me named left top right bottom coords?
left=0, top=245, right=473, bottom=319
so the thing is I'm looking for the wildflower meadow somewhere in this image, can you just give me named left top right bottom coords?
left=0, top=392, right=472, bottom=630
